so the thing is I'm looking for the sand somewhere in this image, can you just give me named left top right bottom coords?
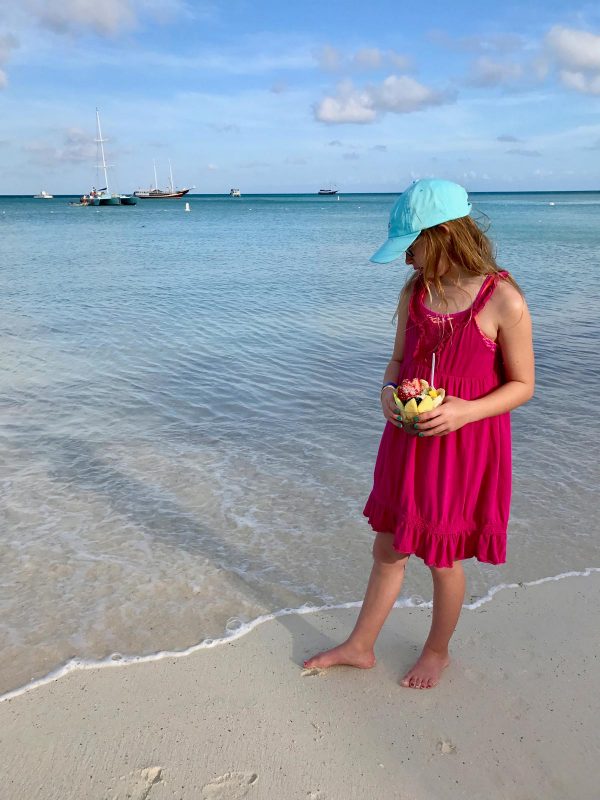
left=0, top=571, right=598, bottom=800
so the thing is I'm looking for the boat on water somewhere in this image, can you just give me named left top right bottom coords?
left=134, top=160, right=190, bottom=199
left=318, top=187, right=338, bottom=195
left=33, top=190, right=53, bottom=199
left=76, top=110, right=136, bottom=207
left=229, top=188, right=241, bottom=197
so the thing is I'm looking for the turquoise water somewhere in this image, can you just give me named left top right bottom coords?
left=1, top=192, right=598, bottom=696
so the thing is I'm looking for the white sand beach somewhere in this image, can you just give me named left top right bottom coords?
left=1, top=571, right=598, bottom=800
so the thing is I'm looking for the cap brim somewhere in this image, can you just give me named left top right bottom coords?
left=370, top=231, right=420, bottom=264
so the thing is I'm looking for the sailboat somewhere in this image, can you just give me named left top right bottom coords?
left=134, top=160, right=190, bottom=199
left=81, top=110, right=136, bottom=206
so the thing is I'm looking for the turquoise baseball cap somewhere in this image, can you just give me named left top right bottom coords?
left=370, top=178, right=472, bottom=264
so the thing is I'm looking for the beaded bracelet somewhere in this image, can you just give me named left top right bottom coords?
left=380, top=382, right=398, bottom=395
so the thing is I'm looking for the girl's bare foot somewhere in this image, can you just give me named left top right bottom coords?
left=400, top=646, right=449, bottom=689
left=303, top=641, right=376, bottom=670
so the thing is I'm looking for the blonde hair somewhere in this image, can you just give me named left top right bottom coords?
left=399, top=213, right=522, bottom=312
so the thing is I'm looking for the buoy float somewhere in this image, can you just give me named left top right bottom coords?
left=185, top=202, right=191, bottom=212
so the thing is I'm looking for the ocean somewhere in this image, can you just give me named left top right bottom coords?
left=1, top=192, right=598, bottom=698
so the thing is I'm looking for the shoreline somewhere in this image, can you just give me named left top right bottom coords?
left=1, top=571, right=598, bottom=800
left=2, top=566, right=598, bottom=705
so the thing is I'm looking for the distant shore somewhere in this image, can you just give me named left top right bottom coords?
left=1, top=571, right=598, bottom=800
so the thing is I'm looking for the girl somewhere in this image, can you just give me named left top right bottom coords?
left=304, top=179, right=534, bottom=689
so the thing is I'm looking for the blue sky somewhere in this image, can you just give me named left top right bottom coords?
left=1, top=0, right=599, bottom=193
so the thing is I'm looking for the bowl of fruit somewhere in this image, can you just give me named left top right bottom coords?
left=393, top=378, right=445, bottom=423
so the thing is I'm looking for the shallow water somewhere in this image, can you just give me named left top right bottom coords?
left=1, top=192, right=598, bottom=696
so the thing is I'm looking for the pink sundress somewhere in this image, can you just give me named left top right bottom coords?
left=363, top=271, right=512, bottom=568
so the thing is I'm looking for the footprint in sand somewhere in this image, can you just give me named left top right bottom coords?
left=301, top=667, right=326, bottom=677
left=437, top=739, right=457, bottom=755
left=201, top=771, right=258, bottom=799
left=111, top=766, right=162, bottom=800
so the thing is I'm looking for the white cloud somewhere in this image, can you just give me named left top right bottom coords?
left=0, top=34, right=19, bottom=62
left=23, top=0, right=189, bottom=37
left=545, top=26, right=600, bottom=72
left=23, top=127, right=96, bottom=165
left=374, top=75, right=451, bottom=112
left=315, top=81, right=376, bottom=123
left=352, top=48, right=383, bottom=69
left=316, top=44, right=411, bottom=73
left=315, top=44, right=343, bottom=71
left=468, top=57, right=524, bottom=87
left=387, top=51, right=412, bottom=71
left=26, top=0, right=137, bottom=36
left=0, top=33, right=19, bottom=89
left=315, top=75, right=453, bottom=124
left=429, top=29, right=526, bottom=55
left=545, top=26, right=600, bottom=96
left=559, top=70, right=600, bottom=95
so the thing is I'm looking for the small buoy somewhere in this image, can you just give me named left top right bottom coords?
left=549, top=202, right=555, bottom=206
left=185, top=202, right=190, bottom=212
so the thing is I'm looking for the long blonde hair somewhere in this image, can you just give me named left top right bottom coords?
left=398, top=213, right=522, bottom=312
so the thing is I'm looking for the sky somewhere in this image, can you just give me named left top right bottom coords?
left=0, top=0, right=599, bottom=193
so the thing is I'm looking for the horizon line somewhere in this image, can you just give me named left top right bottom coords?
left=1, top=189, right=599, bottom=198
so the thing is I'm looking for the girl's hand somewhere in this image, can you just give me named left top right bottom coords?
left=411, top=396, right=474, bottom=437
left=380, top=388, right=407, bottom=431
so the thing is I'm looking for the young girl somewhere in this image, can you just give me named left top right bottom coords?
left=304, top=179, right=534, bottom=689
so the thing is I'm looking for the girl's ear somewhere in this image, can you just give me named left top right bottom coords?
left=437, top=223, right=450, bottom=234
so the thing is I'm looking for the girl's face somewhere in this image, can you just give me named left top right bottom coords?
left=405, top=234, right=425, bottom=271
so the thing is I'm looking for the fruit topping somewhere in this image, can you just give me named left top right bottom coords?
left=397, top=378, right=422, bottom=402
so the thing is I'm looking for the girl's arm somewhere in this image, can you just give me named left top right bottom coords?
left=416, top=283, right=535, bottom=436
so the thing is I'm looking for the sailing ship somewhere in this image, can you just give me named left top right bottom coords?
left=318, top=187, right=338, bottom=195
left=79, top=110, right=136, bottom=206
left=134, top=161, right=190, bottom=199
left=229, top=188, right=241, bottom=197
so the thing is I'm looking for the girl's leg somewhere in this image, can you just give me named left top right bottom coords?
left=303, top=533, right=409, bottom=669
left=401, top=560, right=465, bottom=689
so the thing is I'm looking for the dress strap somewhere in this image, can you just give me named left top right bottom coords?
left=471, top=270, right=509, bottom=316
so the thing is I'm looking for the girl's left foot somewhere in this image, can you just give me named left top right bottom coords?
left=400, top=645, right=450, bottom=689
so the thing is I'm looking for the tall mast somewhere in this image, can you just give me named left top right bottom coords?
left=153, top=159, right=158, bottom=190
left=169, top=159, right=174, bottom=193
left=95, top=108, right=110, bottom=195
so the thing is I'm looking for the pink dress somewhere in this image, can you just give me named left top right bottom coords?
left=363, top=271, right=511, bottom=568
